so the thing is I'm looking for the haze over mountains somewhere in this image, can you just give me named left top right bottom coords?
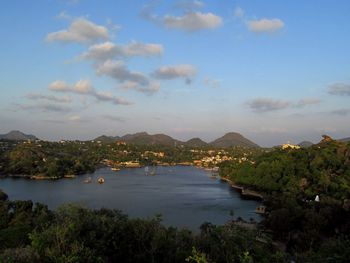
left=0, top=130, right=259, bottom=148
left=1, top=130, right=349, bottom=149
left=95, top=131, right=260, bottom=148
left=0, top=130, right=37, bottom=141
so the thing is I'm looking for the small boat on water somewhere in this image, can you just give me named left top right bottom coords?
left=97, top=177, right=105, bottom=184
left=111, top=167, right=120, bottom=171
left=83, top=177, right=92, bottom=183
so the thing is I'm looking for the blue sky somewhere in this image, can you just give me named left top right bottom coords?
left=1, top=0, right=350, bottom=146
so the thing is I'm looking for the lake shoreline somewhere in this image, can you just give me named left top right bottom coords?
left=0, top=163, right=217, bottom=180
left=220, top=177, right=264, bottom=201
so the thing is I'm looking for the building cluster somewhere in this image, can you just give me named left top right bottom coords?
left=282, top=142, right=300, bottom=150
left=193, top=152, right=232, bottom=167
left=142, top=151, right=165, bottom=158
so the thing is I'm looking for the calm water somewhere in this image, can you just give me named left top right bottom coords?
left=0, top=166, right=261, bottom=230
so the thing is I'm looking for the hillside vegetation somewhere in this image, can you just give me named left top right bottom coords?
left=220, top=136, right=350, bottom=200
left=220, top=136, right=350, bottom=261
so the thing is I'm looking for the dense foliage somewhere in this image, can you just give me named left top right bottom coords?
left=220, top=139, right=350, bottom=199
left=0, top=139, right=262, bottom=179
left=0, top=200, right=283, bottom=263
left=0, top=141, right=98, bottom=178
left=220, top=138, right=350, bottom=261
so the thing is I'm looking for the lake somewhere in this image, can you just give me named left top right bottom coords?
left=0, top=166, right=261, bottom=230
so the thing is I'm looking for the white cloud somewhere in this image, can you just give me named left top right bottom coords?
left=142, top=5, right=223, bottom=32
left=49, top=80, right=71, bottom=92
left=136, top=82, right=160, bottom=95
left=247, top=98, right=290, bottom=112
left=247, top=18, right=284, bottom=33
left=48, top=79, right=132, bottom=105
left=46, top=18, right=109, bottom=43
left=74, top=79, right=93, bottom=94
left=328, top=83, right=350, bottom=96
left=80, top=41, right=163, bottom=61
left=122, top=41, right=163, bottom=57
left=80, top=42, right=117, bottom=61
left=153, top=64, right=196, bottom=84
left=95, top=60, right=149, bottom=85
left=163, top=12, right=223, bottom=32
left=49, top=79, right=93, bottom=94
left=119, top=81, right=139, bottom=90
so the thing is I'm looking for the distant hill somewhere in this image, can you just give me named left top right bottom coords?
left=184, top=138, right=208, bottom=147
left=94, top=135, right=120, bottom=143
left=120, top=132, right=149, bottom=142
left=121, top=132, right=179, bottom=147
left=0, top=130, right=37, bottom=141
left=339, top=137, right=350, bottom=143
left=298, top=141, right=314, bottom=148
left=210, top=132, right=259, bottom=148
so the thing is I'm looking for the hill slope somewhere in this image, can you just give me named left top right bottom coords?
left=298, top=141, right=314, bottom=148
left=94, top=135, right=120, bottom=143
left=0, top=130, right=37, bottom=141
left=339, top=137, right=350, bottom=143
left=184, top=138, right=208, bottom=147
left=92, top=132, right=259, bottom=148
left=210, top=132, right=259, bottom=148
left=121, top=132, right=179, bottom=147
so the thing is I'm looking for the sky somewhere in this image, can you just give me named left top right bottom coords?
left=0, top=0, right=350, bottom=147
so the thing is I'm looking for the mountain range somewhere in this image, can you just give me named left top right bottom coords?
left=95, top=131, right=259, bottom=148
left=1, top=130, right=349, bottom=148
